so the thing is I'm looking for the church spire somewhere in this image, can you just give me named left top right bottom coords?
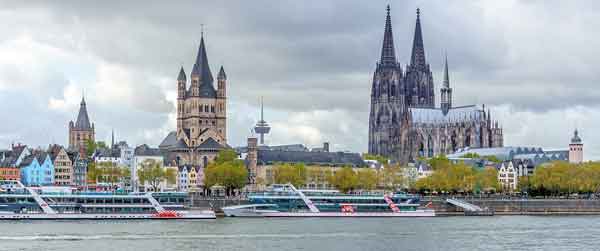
left=443, top=53, right=450, bottom=88
left=410, top=8, right=427, bottom=70
left=380, top=5, right=397, bottom=66
left=193, top=35, right=214, bottom=86
left=75, top=96, right=92, bottom=129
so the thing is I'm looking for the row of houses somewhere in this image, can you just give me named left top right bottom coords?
left=0, top=144, right=88, bottom=187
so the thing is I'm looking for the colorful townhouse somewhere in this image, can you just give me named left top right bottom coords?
left=49, top=145, right=74, bottom=186
left=20, top=152, right=55, bottom=186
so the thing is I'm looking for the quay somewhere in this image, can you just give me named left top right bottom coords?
left=188, top=194, right=600, bottom=216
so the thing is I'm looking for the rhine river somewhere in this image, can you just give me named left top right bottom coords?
left=1, top=216, right=598, bottom=251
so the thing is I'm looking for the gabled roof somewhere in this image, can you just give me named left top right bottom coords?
left=159, top=131, right=178, bottom=149
left=134, top=144, right=162, bottom=156
left=20, top=155, right=37, bottom=166
left=410, top=105, right=483, bottom=124
left=196, top=138, right=225, bottom=150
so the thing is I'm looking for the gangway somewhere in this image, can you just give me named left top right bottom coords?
left=446, top=198, right=493, bottom=216
left=145, top=193, right=165, bottom=212
left=14, top=181, right=57, bottom=214
left=383, top=194, right=400, bottom=213
left=288, top=184, right=320, bottom=213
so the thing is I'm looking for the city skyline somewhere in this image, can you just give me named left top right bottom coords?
left=0, top=1, right=597, bottom=159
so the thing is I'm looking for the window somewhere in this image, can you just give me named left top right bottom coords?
left=211, top=106, right=215, bottom=113
left=204, top=105, right=209, bottom=112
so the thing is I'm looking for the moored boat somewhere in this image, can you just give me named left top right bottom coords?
left=223, top=184, right=435, bottom=217
left=0, top=180, right=215, bottom=220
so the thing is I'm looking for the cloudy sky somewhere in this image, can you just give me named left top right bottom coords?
left=0, top=0, right=599, bottom=159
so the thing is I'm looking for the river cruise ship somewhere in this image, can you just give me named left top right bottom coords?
left=0, top=180, right=215, bottom=220
left=223, top=184, right=435, bottom=217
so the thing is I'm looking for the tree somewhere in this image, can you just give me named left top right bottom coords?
left=85, top=140, right=108, bottom=158
left=273, top=163, right=307, bottom=187
left=330, top=166, right=359, bottom=193
left=138, top=159, right=175, bottom=192
left=204, top=149, right=248, bottom=195
left=476, top=167, right=500, bottom=193
left=379, top=165, right=405, bottom=191
left=427, top=155, right=451, bottom=170
left=357, top=168, right=378, bottom=190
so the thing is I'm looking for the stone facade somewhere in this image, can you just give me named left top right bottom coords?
left=568, top=129, right=583, bottom=164
left=368, top=7, right=503, bottom=164
left=160, top=35, right=228, bottom=169
left=69, top=97, right=95, bottom=153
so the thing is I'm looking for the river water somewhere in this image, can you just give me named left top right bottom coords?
left=0, top=216, right=598, bottom=251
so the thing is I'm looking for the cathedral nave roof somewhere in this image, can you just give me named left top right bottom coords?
left=409, top=105, right=483, bottom=124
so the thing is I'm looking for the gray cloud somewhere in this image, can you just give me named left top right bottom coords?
left=0, top=1, right=599, bottom=159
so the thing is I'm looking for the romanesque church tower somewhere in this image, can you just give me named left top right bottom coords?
left=69, top=96, right=95, bottom=154
left=161, top=34, right=228, bottom=168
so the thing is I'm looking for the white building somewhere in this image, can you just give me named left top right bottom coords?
left=132, top=144, right=164, bottom=192
left=497, top=161, right=518, bottom=191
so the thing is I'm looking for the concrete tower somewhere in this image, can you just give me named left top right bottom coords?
left=254, top=97, right=271, bottom=145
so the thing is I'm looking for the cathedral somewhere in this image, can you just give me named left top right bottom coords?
left=160, top=34, right=228, bottom=167
left=368, top=7, right=503, bottom=164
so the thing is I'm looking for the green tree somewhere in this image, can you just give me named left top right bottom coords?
left=357, top=168, right=378, bottom=190
left=273, top=163, right=307, bottom=187
left=330, top=166, right=358, bottom=193
left=84, top=140, right=108, bottom=158
left=427, top=155, right=451, bottom=170
left=204, top=149, right=248, bottom=195
left=138, top=159, right=175, bottom=192
left=379, top=165, right=405, bottom=190
left=476, top=167, right=500, bottom=193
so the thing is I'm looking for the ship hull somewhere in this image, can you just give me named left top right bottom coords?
left=0, top=211, right=216, bottom=220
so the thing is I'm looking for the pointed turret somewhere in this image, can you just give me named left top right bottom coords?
left=177, top=66, right=186, bottom=81
left=410, top=8, right=427, bottom=70
left=75, top=97, right=92, bottom=129
left=380, top=5, right=397, bottom=66
left=218, top=66, right=226, bottom=80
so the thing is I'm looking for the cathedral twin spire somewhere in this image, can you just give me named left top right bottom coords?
left=410, top=8, right=428, bottom=71
left=380, top=5, right=397, bottom=66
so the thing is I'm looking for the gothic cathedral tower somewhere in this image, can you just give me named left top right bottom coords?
left=368, top=5, right=405, bottom=157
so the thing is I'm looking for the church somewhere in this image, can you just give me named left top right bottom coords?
left=160, top=34, right=228, bottom=168
left=368, top=7, right=503, bottom=164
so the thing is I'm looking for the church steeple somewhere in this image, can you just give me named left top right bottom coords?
left=75, top=96, right=92, bottom=129
left=443, top=54, right=450, bottom=88
left=410, top=8, right=427, bottom=70
left=190, top=34, right=216, bottom=98
left=440, top=53, right=452, bottom=114
left=380, top=5, right=397, bottom=66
